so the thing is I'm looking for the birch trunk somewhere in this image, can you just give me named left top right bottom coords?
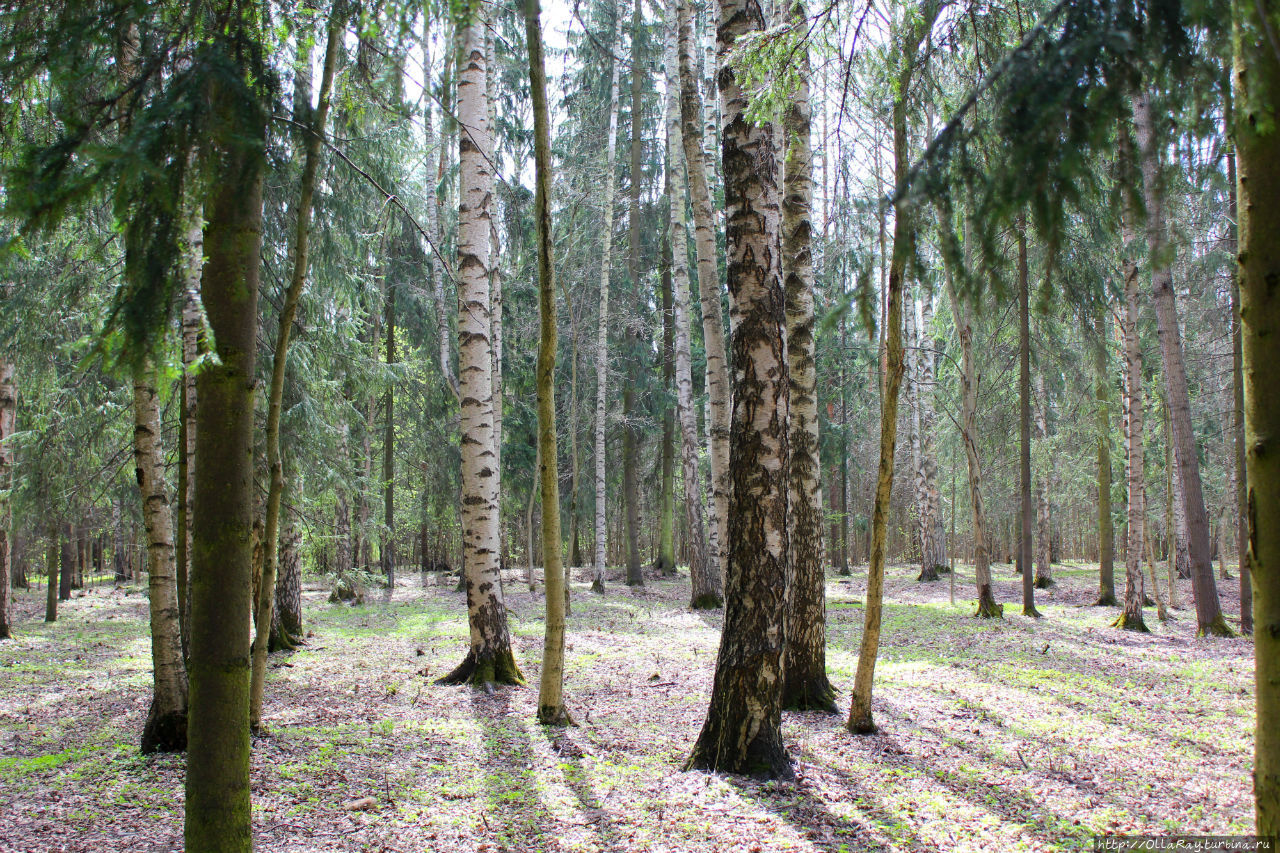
left=1132, top=90, right=1230, bottom=636
left=686, top=0, right=790, bottom=778
left=780, top=0, right=832, bottom=713
left=591, top=30, right=622, bottom=594
left=1116, top=167, right=1148, bottom=632
left=134, top=365, right=188, bottom=753
left=663, top=1, right=712, bottom=604
left=678, top=0, right=730, bottom=594
left=439, top=8, right=522, bottom=686
left=917, top=290, right=946, bottom=578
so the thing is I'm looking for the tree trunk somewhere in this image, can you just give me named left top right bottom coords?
left=685, top=0, right=790, bottom=779
left=249, top=4, right=340, bottom=732
left=1034, top=371, right=1054, bottom=589
left=184, top=47, right=264, bottom=850
left=525, top=0, right=571, bottom=724
left=678, top=0, right=730, bottom=592
left=1132, top=90, right=1230, bottom=636
left=664, top=1, right=712, bottom=606
left=591, top=30, right=621, bottom=594
left=944, top=226, right=1000, bottom=618
left=177, top=245, right=203, bottom=658
left=1116, top=166, right=1148, bottom=632
left=45, top=526, right=57, bottom=622
left=1227, top=125, right=1251, bottom=631
left=917, top=290, right=946, bottom=579
left=133, top=364, right=188, bottom=753
left=383, top=279, right=397, bottom=591
left=1017, top=217, right=1040, bottom=618
left=1233, top=0, right=1280, bottom=829
left=59, top=524, right=73, bottom=602
left=0, top=354, right=13, bottom=640
left=849, top=3, right=944, bottom=729
left=780, top=0, right=833, bottom=714
left=1094, top=311, right=1117, bottom=605
left=271, top=510, right=303, bottom=651
left=438, top=10, right=522, bottom=687
left=621, top=0, right=646, bottom=590
left=487, top=24, right=505, bottom=583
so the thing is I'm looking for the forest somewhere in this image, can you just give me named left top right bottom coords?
left=0, top=0, right=1277, bottom=850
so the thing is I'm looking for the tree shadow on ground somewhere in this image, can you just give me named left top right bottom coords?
left=471, top=688, right=627, bottom=853
left=722, top=762, right=897, bottom=852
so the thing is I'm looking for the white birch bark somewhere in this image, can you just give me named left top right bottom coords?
left=591, top=32, right=622, bottom=593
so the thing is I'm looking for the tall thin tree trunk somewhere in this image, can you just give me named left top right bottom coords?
left=45, top=525, right=57, bottom=622
left=1093, top=310, right=1117, bottom=605
left=917, top=290, right=946, bottom=578
left=184, top=44, right=265, bottom=849
left=685, top=0, right=790, bottom=779
left=849, top=5, right=941, bottom=729
left=780, top=0, right=832, bottom=714
left=1132, top=90, right=1230, bottom=636
left=621, top=0, right=646, bottom=589
left=944, top=225, right=1000, bottom=618
left=249, top=7, right=340, bottom=732
left=1227, top=122, right=1251, bottom=631
left=664, top=0, right=712, bottom=605
left=0, top=354, right=13, bottom=640
left=591, top=26, right=622, bottom=594
left=1034, top=371, right=1054, bottom=589
left=678, top=0, right=730, bottom=594
left=486, top=24, right=505, bottom=578
left=1017, top=217, right=1041, bottom=618
left=1233, top=0, right=1280, bottom=829
left=1116, top=161, right=1147, bottom=632
left=525, top=0, right=571, bottom=724
left=133, top=364, right=188, bottom=753
left=438, top=9, right=522, bottom=687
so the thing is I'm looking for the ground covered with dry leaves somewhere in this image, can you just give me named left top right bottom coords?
left=0, top=561, right=1255, bottom=852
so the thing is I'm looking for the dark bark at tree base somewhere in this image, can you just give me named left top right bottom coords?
left=780, top=676, right=838, bottom=714
left=974, top=587, right=1004, bottom=619
left=1023, top=605, right=1042, bottom=618
left=685, top=730, right=793, bottom=779
left=1094, top=591, right=1118, bottom=607
left=1033, top=577, right=1056, bottom=589
left=268, top=628, right=303, bottom=653
left=847, top=701, right=877, bottom=735
left=537, top=705, right=577, bottom=727
left=1197, top=612, right=1235, bottom=638
left=141, top=705, right=188, bottom=754
left=591, top=578, right=604, bottom=594
left=691, top=592, right=723, bottom=610
left=653, top=556, right=677, bottom=577
left=917, top=565, right=941, bottom=582
left=1112, top=611, right=1149, bottom=632
left=437, top=647, right=525, bottom=687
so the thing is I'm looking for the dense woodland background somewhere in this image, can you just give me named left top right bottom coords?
left=0, top=0, right=1278, bottom=849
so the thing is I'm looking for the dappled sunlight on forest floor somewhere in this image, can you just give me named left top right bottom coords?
left=0, top=562, right=1253, bottom=851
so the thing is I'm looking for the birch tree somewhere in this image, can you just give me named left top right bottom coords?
left=439, top=3, right=522, bottom=686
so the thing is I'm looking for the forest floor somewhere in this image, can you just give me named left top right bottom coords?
left=0, top=560, right=1255, bottom=852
